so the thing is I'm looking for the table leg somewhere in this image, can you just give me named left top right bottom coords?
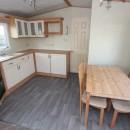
left=84, top=92, right=90, bottom=127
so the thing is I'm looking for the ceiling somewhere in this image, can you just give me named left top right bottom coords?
left=0, top=0, right=92, bottom=18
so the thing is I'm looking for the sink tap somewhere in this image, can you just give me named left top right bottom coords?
left=1, top=47, right=9, bottom=56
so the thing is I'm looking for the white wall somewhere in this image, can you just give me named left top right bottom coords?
left=0, top=12, right=29, bottom=54
left=88, top=0, right=130, bottom=74
left=28, top=7, right=91, bottom=50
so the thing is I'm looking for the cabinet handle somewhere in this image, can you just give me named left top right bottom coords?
left=17, top=65, right=19, bottom=70
left=19, top=65, right=20, bottom=69
left=8, top=62, right=13, bottom=65
left=28, top=55, right=29, bottom=59
left=21, top=58, right=24, bottom=60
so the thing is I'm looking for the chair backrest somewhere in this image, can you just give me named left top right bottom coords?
left=128, top=72, right=130, bottom=79
left=78, top=61, right=86, bottom=96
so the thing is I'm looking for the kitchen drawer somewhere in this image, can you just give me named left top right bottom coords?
left=2, top=59, right=19, bottom=69
left=28, top=53, right=33, bottom=60
left=17, top=55, right=28, bottom=63
left=2, top=55, right=28, bottom=69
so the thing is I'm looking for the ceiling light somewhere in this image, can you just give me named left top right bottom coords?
left=100, top=0, right=112, bottom=9
left=24, top=0, right=37, bottom=10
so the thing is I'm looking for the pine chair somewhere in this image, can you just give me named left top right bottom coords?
left=128, top=72, right=130, bottom=78
left=109, top=73, right=130, bottom=128
left=78, top=61, right=107, bottom=127
left=110, top=99, right=130, bottom=128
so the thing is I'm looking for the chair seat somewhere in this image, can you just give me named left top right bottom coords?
left=112, top=99, right=130, bottom=112
left=82, top=91, right=106, bottom=108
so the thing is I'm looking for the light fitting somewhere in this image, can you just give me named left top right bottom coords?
left=100, top=0, right=112, bottom=9
left=28, top=0, right=37, bottom=10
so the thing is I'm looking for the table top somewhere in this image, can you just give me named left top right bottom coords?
left=86, top=65, right=130, bottom=100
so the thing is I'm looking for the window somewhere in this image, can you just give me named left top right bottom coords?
left=0, top=23, right=10, bottom=49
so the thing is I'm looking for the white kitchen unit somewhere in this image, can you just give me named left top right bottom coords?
left=23, top=21, right=29, bottom=37
left=35, top=53, right=50, bottom=75
left=15, top=19, right=44, bottom=37
left=35, top=52, right=70, bottom=78
left=28, top=54, right=35, bottom=75
left=2, top=53, right=35, bottom=93
left=29, top=21, right=44, bottom=37
left=15, top=19, right=24, bottom=37
left=4, top=65, right=21, bottom=89
left=15, top=19, right=30, bottom=37
left=51, top=54, right=66, bottom=75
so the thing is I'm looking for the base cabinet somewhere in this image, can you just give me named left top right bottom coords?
left=35, top=53, right=69, bottom=78
left=18, top=61, right=30, bottom=81
left=51, top=54, right=66, bottom=75
left=28, top=54, right=35, bottom=75
left=2, top=53, right=35, bottom=90
left=4, top=65, right=20, bottom=89
left=35, top=53, right=50, bottom=75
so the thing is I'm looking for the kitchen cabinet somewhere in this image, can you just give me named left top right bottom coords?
left=29, top=21, right=44, bottom=37
left=15, top=19, right=29, bottom=37
left=2, top=53, right=35, bottom=91
left=28, top=54, right=35, bottom=75
left=35, top=53, right=50, bottom=75
left=23, top=21, right=29, bottom=36
left=15, top=19, right=24, bottom=37
left=51, top=54, right=66, bottom=75
left=6, top=15, right=63, bottom=38
left=4, top=65, right=20, bottom=89
left=35, top=52, right=69, bottom=78
left=19, top=61, right=30, bottom=81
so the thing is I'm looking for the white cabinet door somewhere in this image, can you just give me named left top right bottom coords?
left=29, top=21, right=44, bottom=37
left=51, top=54, right=66, bottom=75
left=23, top=21, right=29, bottom=37
left=28, top=54, right=35, bottom=75
left=29, top=22, right=36, bottom=37
left=4, top=65, right=20, bottom=89
left=15, top=19, right=24, bottom=37
left=36, top=21, right=44, bottom=37
left=35, top=53, right=50, bottom=73
left=19, top=61, right=30, bottom=81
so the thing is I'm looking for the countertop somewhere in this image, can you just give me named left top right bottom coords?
left=18, top=49, right=71, bottom=54
left=0, top=49, right=71, bottom=64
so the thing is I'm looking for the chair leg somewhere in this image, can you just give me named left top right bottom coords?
left=80, top=100, right=83, bottom=117
left=99, top=108, right=104, bottom=127
left=110, top=110, right=118, bottom=128
left=107, top=98, right=112, bottom=112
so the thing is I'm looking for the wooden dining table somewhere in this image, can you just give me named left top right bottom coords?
left=84, top=65, right=130, bottom=127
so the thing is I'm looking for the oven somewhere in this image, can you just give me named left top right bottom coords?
left=0, top=71, right=6, bottom=104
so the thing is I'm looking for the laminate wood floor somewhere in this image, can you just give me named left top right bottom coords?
left=0, top=74, right=130, bottom=130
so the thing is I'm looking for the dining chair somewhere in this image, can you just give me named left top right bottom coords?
left=128, top=72, right=130, bottom=78
left=110, top=99, right=130, bottom=128
left=78, top=61, right=107, bottom=127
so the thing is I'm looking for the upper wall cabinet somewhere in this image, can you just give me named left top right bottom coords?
left=15, top=19, right=29, bottom=37
left=6, top=15, right=64, bottom=38
left=29, top=21, right=44, bottom=37
left=8, top=17, right=45, bottom=38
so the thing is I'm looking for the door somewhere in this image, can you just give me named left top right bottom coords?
left=29, top=22, right=36, bottom=37
left=4, top=65, right=20, bottom=89
left=51, top=54, right=66, bottom=75
left=19, top=61, right=30, bottom=81
left=15, top=19, right=24, bottom=37
left=28, top=54, right=35, bottom=75
left=71, top=18, right=90, bottom=73
left=36, top=21, right=44, bottom=37
left=35, top=53, right=50, bottom=74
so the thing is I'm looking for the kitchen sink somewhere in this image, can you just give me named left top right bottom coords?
left=0, top=55, right=13, bottom=61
